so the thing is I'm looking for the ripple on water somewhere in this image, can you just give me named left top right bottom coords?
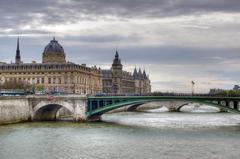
left=0, top=112, right=240, bottom=159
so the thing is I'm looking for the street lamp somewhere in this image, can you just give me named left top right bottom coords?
left=191, top=81, right=195, bottom=96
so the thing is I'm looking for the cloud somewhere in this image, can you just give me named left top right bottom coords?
left=1, top=0, right=240, bottom=32
left=0, top=0, right=240, bottom=93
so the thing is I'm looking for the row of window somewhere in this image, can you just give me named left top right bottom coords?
left=0, top=64, right=93, bottom=72
left=43, top=86, right=102, bottom=94
left=0, top=76, right=101, bottom=86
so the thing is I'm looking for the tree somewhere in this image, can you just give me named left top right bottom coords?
left=35, top=84, right=44, bottom=92
left=0, top=80, right=32, bottom=92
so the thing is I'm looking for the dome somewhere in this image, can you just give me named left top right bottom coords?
left=42, top=37, right=66, bottom=64
left=43, top=37, right=64, bottom=54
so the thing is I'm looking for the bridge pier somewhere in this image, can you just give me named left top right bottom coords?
left=169, top=107, right=179, bottom=112
left=72, top=99, right=101, bottom=122
left=233, top=101, right=239, bottom=110
left=73, top=99, right=88, bottom=122
left=87, top=115, right=102, bottom=122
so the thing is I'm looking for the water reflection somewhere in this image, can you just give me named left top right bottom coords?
left=0, top=110, right=240, bottom=159
left=179, top=104, right=220, bottom=113
left=102, top=111, right=240, bottom=128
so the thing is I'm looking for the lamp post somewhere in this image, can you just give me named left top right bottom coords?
left=191, top=81, right=195, bottom=96
left=0, top=79, right=2, bottom=94
left=32, top=80, right=36, bottom=94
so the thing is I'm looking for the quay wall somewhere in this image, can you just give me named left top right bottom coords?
left=0, top=97, right=31, bottom=125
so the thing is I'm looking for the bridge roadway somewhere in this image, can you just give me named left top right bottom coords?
left=0, top=95, right=240, bottom=124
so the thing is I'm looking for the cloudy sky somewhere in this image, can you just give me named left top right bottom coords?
left=0, top=0, right=240, bottom=93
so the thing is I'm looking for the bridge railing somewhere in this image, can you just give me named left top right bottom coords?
left=95, top=92, right=240, bottom=97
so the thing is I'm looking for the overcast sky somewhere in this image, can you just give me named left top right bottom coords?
left=0, top=0, right=240, bottom=93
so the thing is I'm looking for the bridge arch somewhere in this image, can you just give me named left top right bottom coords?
left=33, top=101, right=74, bottom=121
left=177, top=103, right=194, bottom=112
left=88, top=100, right=195, bottom=116
left=127, top=101, right=190, bottom=112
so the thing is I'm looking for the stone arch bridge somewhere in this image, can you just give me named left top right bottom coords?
left=29, top=95, right=87, bottom=121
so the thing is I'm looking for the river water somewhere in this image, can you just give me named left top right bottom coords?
left=0, top=106, right=240, bottom=159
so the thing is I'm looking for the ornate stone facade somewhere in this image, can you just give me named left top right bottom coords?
left=0, top=38, right=102, bottom=94
left=102, top=51, right=151, bottom=95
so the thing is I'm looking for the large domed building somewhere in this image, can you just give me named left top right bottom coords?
left=0, top=37, right=151, bottom=95
left=0, top=37, right=102, bottom=94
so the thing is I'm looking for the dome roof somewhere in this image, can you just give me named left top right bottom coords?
left=43, top=37, right=64, bottom=54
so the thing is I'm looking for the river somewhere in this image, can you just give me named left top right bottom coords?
left=0, top=106, right=240, bottom=159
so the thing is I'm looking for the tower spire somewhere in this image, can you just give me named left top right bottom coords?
left=15, top=36, right=21, bottom=64
left=112, top=49, right=122, bottom=66
left=115, top=48, right=119, bottom=59
left=17, top=36, right=20, bottom=51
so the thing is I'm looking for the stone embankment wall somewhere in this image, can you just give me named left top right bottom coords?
left=0, top=97, right=30, bottom=125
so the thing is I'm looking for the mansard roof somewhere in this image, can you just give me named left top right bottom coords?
left=0, top=62, right=100, bottom=73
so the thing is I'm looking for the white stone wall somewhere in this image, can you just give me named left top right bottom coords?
left=0, top=98, right=30, bottom=124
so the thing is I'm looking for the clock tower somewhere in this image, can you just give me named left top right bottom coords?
left=111, top=50, right=123, bottom=94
